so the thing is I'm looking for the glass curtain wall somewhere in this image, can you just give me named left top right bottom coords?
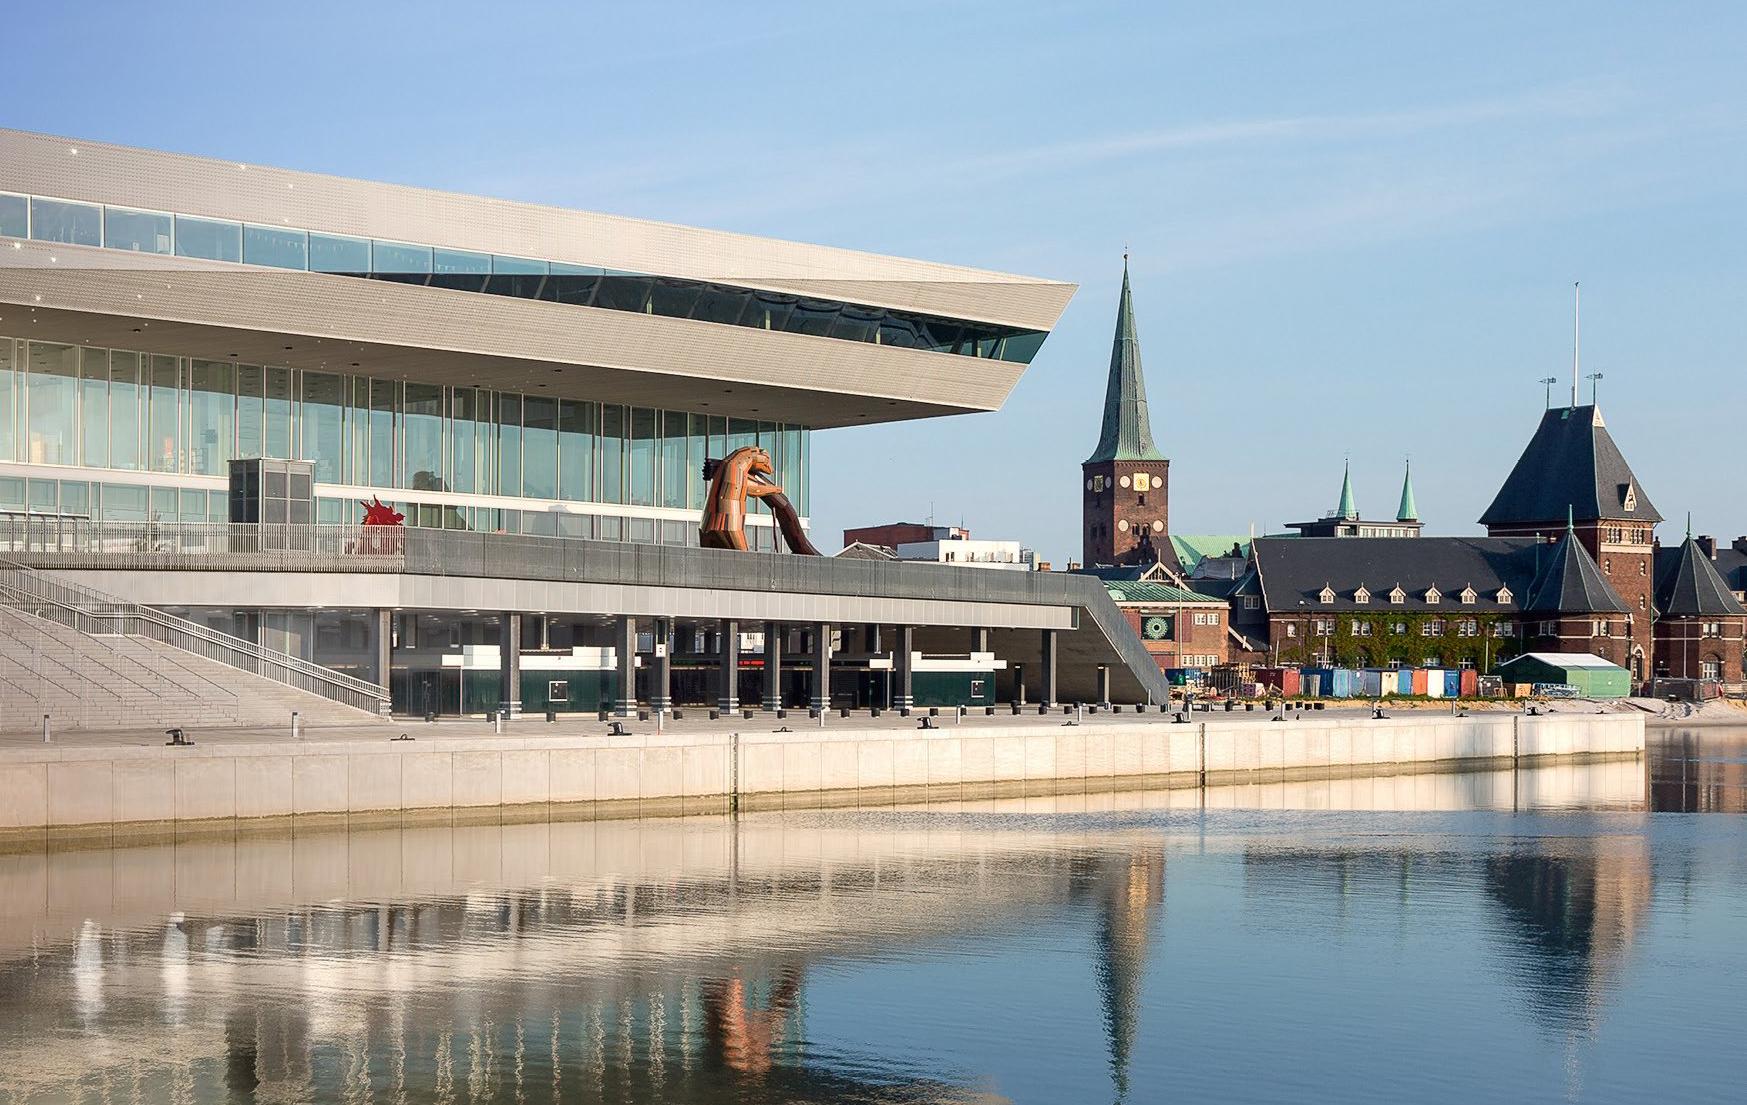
left=0, top=335, right=811, bottom=527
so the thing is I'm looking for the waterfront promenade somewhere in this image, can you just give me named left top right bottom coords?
left=0, top=708, right=1643, bottom=842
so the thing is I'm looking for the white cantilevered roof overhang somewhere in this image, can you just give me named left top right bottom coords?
left=0, top=128, right=1075, bottom=427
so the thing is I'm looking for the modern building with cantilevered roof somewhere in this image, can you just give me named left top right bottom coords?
left=0, top=128, right=1179, bottom=718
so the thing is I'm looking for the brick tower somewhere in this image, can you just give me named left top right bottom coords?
left=1480, top=403, right=1660, bottom=681
left=1082, top=259, right=1169, bottom=567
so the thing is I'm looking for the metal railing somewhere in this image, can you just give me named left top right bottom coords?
left=0, top=557, right=391, bottom=715
left=0, top=519, right=1173, bottom=704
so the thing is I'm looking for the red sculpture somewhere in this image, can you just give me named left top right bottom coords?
left=700, top=447, right=820, bottom=555
left=360, top=497, right=405, bottom=527
left=355, top=496, right=405, bottom=555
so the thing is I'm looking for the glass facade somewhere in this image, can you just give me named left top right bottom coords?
left=0, top=190, right=1047, bottom=364
left=0, top=334, right=810, bottom=536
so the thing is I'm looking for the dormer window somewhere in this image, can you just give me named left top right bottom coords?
left=1319, top=585, right=1335, bottom=605
left=1459, top=586, right=1476, bottom=605
left=1354, top=585, right=1371, bottom=604
left=1623, top=483, right=1637, bottom=512
left=1424, top=586, right=1442, bottom=604
left=1388, top=585, right=1406, bottom=604
left=1496, top=586, right=1513, bottom=604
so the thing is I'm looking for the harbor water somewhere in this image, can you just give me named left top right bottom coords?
left=0, top=727, right=1742, bottom=1103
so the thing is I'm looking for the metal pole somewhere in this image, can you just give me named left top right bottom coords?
left=291, top=710, right=300, bottom=740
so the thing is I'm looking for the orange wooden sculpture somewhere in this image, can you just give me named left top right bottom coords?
left=700, top=446, right=821, bottom=555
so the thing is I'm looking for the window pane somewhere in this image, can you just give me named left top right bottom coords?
left=243, top=225, right=308, bottom=270
left=0, top=339, right=16, bottom=462
left=59, top=480, right=89, bottom=518
left=404, top=383, right=445, bottom=491
left=299, top=371, right=344, bottom=483
left=27, top=478, right=56, bottom=512
left=264, top=367, right=293, bottom=458
left=103, top=483, right=147, bottom=521
left=593, top=275, right=651, bottom=313
left=186, top=359, right=236, bottom=475
left=598, top=404, right=624, bottom=504
left=174, top=216, right=241, bottom=262
left=0, top=475, right=22, bottom=510
left=558, top=399, right=595, bottom=502
left=346, top=377, right=370, bottom=483
left=687, top=413, right=707, bottom=510
left=628, top=407, right=656, bottom=507
left=0, top=193, right=26, bottom=238
left=25, top=342, right=78, bottom=465
left=548, top=263, right=602, bottom=306
left=109, top=352, right=141, bottom=471
left=522, top=396, right=558, bottom=499
left=79, top=347, right=108, bottom=467
left=29, top=198, right=101, bottom=246
left=103, top=207, right=172, bottom=254
left=309, top=233, right=370, bottom=273
left=371, top=240, right=432, bottom=273
left=432, top=248, right=490, bottom=292
left=236, top=364, right=264, bottom=460
left=660, top=410, right=687, bottom=509
left=151, top=486, right=176, bottom=523
left=146, top=355, right=179, bottom=472
left=492, top=255, right=548, bottom=274
left=449, top=389, right=481, bottom=494
left=369, top=378, right=398, bottom=487
left=495, top=394, right=522, bottom=497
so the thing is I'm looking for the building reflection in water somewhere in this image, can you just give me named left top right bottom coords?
left=0, top=745, right=1689, bottom=1104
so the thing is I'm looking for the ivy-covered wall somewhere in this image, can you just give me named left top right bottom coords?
left=1267, top=611, right=1524, bottom=671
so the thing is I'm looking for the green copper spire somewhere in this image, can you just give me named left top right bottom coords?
left=1085, top=257, right=1166, bottom=464
left=1396, top=460, right=1418, bottom=523
left=1336, top=460, right=1358, bottom=521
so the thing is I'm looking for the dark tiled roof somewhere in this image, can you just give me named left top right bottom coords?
left=1709, top=547, right=1747, bottom=594
left=1251, top=536, right=1543, bottom=613
left=1479, top=405, right=1662, bottom=526
left=1653, top=538, right=1747, bottom=617
left=1521, top=528, right=1631, bottom=614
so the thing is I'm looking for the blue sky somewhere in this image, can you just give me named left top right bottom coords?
left=4, top=1, right=1743, bottom=561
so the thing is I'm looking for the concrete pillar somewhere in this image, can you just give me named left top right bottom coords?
left=1096, top=663, right=1111, bottom=707
left=1012, top=662, right=1026, bottom=706
left=971, top=625, right=990, bottom=654
left=498, top=612, right=522, bottom=717
left=864, top=624, right=882, bottom=654
left=613, top=616, right=638, bottom=717
left=718, top=620, right=739, bottom=711
left=762, top=621, right=784, bottom=711
left=893, top=625, right=914, bottom=713
left=650, top=617, right=672, bottom=712
left=810, top=622, right=832, bottom=711
left=1040, top=628, right=1058, bottom=707
left=374, top=608, right=393, bottom=692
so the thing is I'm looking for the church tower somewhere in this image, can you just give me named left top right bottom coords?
left=1082, top=259, right=1169, bottom=566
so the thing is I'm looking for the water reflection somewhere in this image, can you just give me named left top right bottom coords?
left=1, top=735, right=1744, bottom=1104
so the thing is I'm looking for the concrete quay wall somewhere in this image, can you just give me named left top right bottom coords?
left=0, top=712, right=1644, bottom=839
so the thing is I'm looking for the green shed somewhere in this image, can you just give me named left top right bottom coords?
left=1496, top=652, right=1631, bottom=699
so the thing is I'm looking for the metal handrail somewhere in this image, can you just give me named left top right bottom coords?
left=0, top=558, right=389, bottom=714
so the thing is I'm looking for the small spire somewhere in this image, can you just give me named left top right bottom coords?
left=1337, top=460, right=1358, bottom=521
left=1396, top=458, right=1418, bottom=523
left=1686, top=512, right=1693, bottom=541
left=1566, top=503, right=1575, bottom=535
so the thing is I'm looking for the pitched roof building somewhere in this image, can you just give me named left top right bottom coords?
left=1651, top=529, right=1747, bottom=686
left=1482, top=403, right=1658, bottom=679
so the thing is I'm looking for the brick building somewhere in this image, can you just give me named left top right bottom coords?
left=1652, top=531, right=1747, bottom=686
left=1103, top=581, right=1229, bottom=670
left=1082, top=260, right=1169, bottom=567
left=1480, top=404, right=1659, bottom=680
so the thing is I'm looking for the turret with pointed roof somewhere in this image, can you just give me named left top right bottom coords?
left=1523, top=510, right=1629, bottom=616
left=1335, top=461, right=1358, bottom=521
left=1654, top=524, right=1747, bottom=618
left=1082, top=258, right=1170, bottom=567
left=1085, top=258, right=1165, bottom=465
left=1397, top=461, right=1419, bottom=524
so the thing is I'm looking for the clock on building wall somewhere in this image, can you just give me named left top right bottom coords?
left=1143, top=616, right=1171, bottom=640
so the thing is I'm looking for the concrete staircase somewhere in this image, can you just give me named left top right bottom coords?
left=0, top=604, right=378, bottom=734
